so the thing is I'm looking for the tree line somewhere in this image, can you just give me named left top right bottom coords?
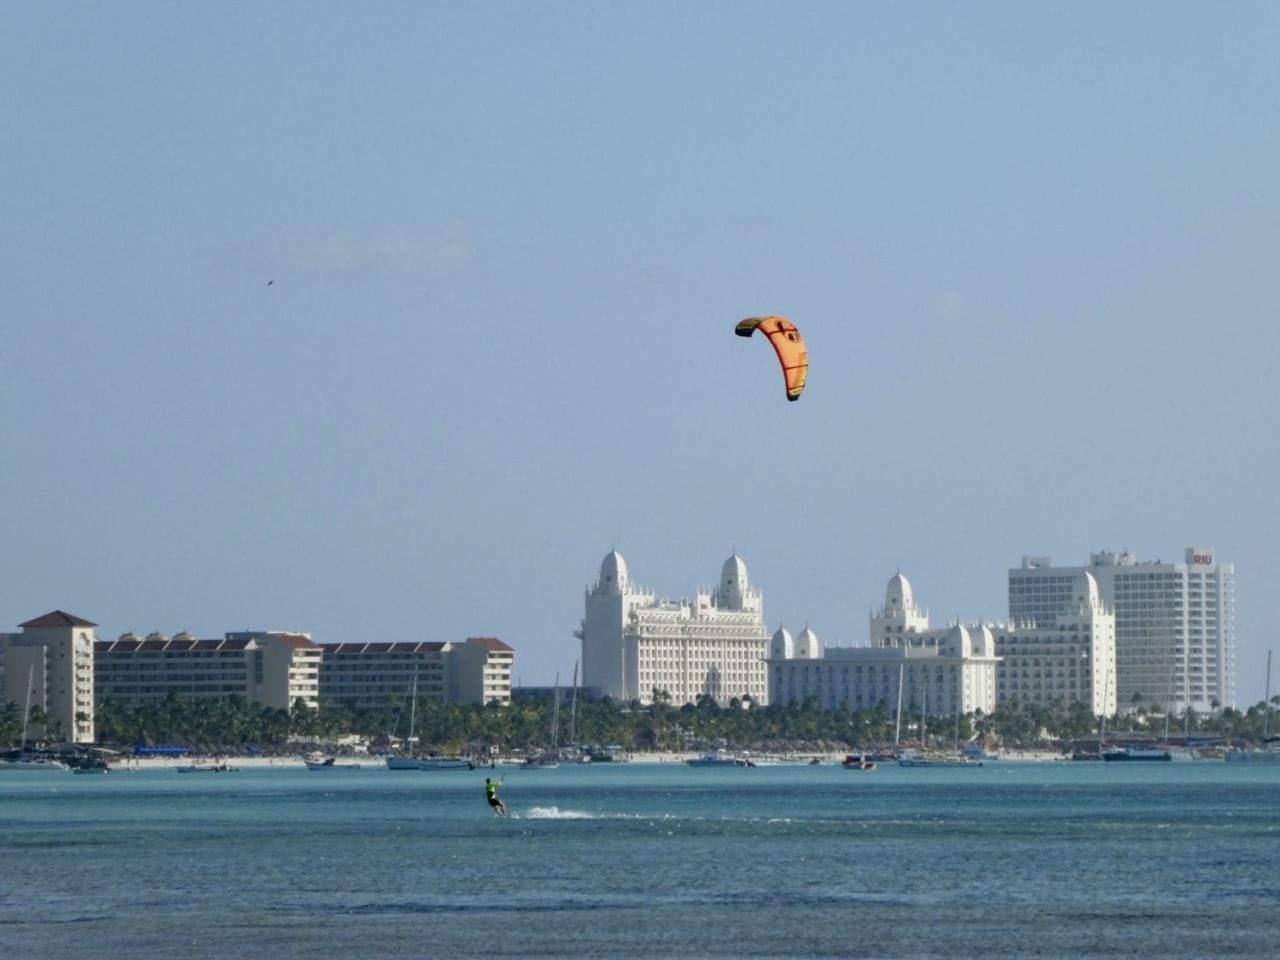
left=5, top=690, right=1278, bottom=754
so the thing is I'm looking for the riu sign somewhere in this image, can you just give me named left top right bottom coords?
left=1192, top=553, right=1214, bottom=565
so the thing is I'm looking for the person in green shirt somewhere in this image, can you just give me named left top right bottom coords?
left=484, top=777, right=506, bottom=817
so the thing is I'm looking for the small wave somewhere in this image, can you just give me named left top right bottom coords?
left=519, top=806, right=596, bottom=819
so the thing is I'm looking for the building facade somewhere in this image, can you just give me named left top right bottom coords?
left=319, top=637, right=513, bottom=710
left=577, top=551, right=770, bottom=706
left=1010, top=547, right=1234, bottom=711
left=0, top=611, right=97, bottom=744
left=768, top=574, right=1000, bottom=719
left=96, top=630, right=322, bottom=711
left=994, top=571, right=1116, bottom=715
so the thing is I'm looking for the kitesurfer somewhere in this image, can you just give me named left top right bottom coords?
left=485, top=777, right=506, bottom=817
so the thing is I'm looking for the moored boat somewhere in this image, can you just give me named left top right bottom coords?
left=1102, top=747, right=1172, bottom=762
left=686, top=751, right=751, bottom=767
left=0, top=752, right=68, bottom=771
left=386, top=755, right=473, bottom=770
left=842, top=754, right=877, bottom=770
left=1224, top=745, right=1280, bottom=764
left=305, top=757, right=363, bottom=770
left=898, top=751, right=983, bottom=767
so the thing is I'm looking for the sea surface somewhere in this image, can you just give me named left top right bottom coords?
left=1, top=759, right=1277, bottom=959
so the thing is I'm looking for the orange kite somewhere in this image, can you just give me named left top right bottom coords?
left=735, top=315, right=808, bottom=401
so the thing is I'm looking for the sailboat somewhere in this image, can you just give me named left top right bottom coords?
left=524, top=674, right=562, bottom=767
left=1073, top=668, right=1109, bottom=760
left=868, top=664, right=904, bottom=763
left=0, top=665, right=67, bottom=771
left=385, top=669, right=473, bottom=770
left=899, top=676, right=983, bottom=767
left=1226, top=651, right=1279, bottom=764
left=1101, top=665, right=1171, bottom=761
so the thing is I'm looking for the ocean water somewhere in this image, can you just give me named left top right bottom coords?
left=1, top=761, right=1277, bottom=959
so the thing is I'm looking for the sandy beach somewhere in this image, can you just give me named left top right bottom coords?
left=107, top=747, right=1066, bottom=770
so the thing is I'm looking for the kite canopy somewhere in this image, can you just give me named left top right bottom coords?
left=735, top=315, right=808, bottom=401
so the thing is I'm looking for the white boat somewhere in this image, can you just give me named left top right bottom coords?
left=898, top=750, right=984, bottom=767
left=522, top=751, right=561, bottom=768
left=176, top=763, right=237, bottom=773
left=385, top=669, right=474, bottom=771
left=521, top=674, right=566, bottom=768
left=960, top=743, right=1000, bottom=762
left=1226, top=651, right=1277, bottom=763
left=386, top=755, right=473, bottom=770
left=686, top=751, right=751, bottom=767
left=305, top=757, right=363, bottom=770
left=0, top=666, right=67, bottom=771
left=0, top=753, right=67, bottom=771
left=1224, top=745, right=1280, bottom=764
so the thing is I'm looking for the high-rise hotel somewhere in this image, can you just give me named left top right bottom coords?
left=1009, top=547, right=1234, bottom=712
left=577, top=550, right=770, bottom=706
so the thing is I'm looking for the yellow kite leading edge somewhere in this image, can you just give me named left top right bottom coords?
left=735, top=315, right=808, bottom=401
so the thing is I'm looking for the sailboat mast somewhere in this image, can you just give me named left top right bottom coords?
left=894, top=664, right=904, bottom=747
left=21, top=664, right=34, bottom=751
left=570, top=661, right=579, bottom=745
left=1099, top=669, right=1110, bottom=751
left=1265, top=651, right=1273, bottom=741
left=408, top=668, right=418, bottom=758
left=552, top=672, right=560, bottom=747
left=953, top=676, right=961, bottom=753
left=921, top=682, right=927, bottom=749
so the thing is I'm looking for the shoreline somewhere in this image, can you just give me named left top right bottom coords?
left=106, top=748, right=1067, bottom=770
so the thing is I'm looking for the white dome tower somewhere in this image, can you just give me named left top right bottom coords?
left=597, top=550, right=628, bottom=595
left=770, top=625, right=794, bottom=660
left=871, top=570, right=930, bottom=645
left=885, top=572, right=913, bottom=616
left=718, top=553, right=749, bottom=610
left=795, top=626, right=821, bottom=659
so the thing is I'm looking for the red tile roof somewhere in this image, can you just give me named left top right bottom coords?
left=467, top=636, right=513, bottom=652
left=272, top=633, right=321, bottom=650
left=20, top=610, right=97, bottom=628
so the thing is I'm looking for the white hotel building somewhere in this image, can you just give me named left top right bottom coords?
left=96, top=629, right=323, bottom=711
left=768, top=574, right=1000, bottom=718
left=576, top=551, right=770, bottom=706
left=995, top=571, right=1116, bottom=715
left=0, top=611, right=98, bottom=744
left=1009, top=547, right=1234, bottom=712
left=320, top=637, right=513, bottom=709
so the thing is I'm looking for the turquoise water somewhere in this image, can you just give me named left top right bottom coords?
left=1, top=761, right=1278, bottom=959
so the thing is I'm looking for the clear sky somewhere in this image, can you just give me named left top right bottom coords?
left=4, top=3, right=1278, bottom=705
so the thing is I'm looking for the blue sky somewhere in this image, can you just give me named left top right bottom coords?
left=4, top=3, right=1278, bottom=704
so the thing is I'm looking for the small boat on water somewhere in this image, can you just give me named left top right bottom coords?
left=1226, top=653, right=1277, bottom=763
left=71, top=764, right=110, bottom=775
left=841, top=754, right=877, bottom=770
left=305, top=757, right=363, bottom=770
left=0, top=753, right=68, bottom=771
left=686, top=751, right=752, bottom=767
left=386, top=755, right=473, bottom=770
left=522, top=751, right=561, bottom=768
left=1224, top=746, right=1280, bottom=764
left=176, top=763, right=237, bottom=773
left=898, top=751, right=984, bottom=768
left=1101, top=747, right=1171, bottom=762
